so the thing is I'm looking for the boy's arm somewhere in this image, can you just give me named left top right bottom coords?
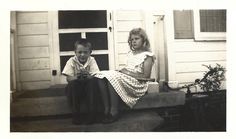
left=65, top=75, right=78, bottom=82
left=89, top=57, right=100, bottom=74
left=62, top=58, right=77, bottom=82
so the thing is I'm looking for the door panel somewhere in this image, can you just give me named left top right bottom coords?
left=53, top=10, right=112, bottom=84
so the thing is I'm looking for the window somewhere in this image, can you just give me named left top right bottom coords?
left=58, top=10, right=110, bottom=72
left=174, top=9, right=226, bottom=40
left=194, top=9, right=226, bottom=40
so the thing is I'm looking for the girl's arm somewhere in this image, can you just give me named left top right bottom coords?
left=120, top=56, right=153, bottom=79
left=142, top=56, right=153, bottom=78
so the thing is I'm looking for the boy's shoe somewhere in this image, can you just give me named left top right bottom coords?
left=102, top=113, right=120, bottom=124
left=72, top=114, right=95, bottom=125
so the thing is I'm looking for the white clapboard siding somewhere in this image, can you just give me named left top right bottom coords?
left=118, top=54, right=128, bottom=65
left=16, top=11, right=51, bottom=90
left=18, top=35, right=49, bottom=47
left=176, top=61, right=226, bottom=73
left=117, top=32, right=129, bottom=43
left=116, top=10, right=143, bottom=21
left=17, top=24, right=48, bottom=35
left=18, top=47, right=49, bottom=58
left=174, top=41, right=226, bottom=52
left=175, top=51, right=226, bottom=62
left=171, top=40, right=226, bottom=91
left=20, top=70, right=51, bottom=82
left=117, top=43, right=130, bottom=54
left=21, top=81, right=51, bottom=90
left=17, top=12, right=48, bottom=24
left=114, top=11, right=144, bottom=69
left=117, top=21, right=144, bottom=31
left=176, top=72, right=205, bottom=83
left=19, top=58, right=50, bottom=70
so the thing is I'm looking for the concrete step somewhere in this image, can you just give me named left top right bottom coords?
left=11, top=110, right=164, bottom=132
left=11, top=88, right=185, bottom=118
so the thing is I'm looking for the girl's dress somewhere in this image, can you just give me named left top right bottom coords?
left=94, top=51, right=155, bottom=108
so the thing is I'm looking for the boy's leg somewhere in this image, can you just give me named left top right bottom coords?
left=85, top=78, right=95, bottom=113
left=97, top=79, right=110, bottom=115
left=107, top=82, right=119, bottom=116
left=70, top=80, right=86, bottom=124
left=65, top=83, right=73, bottom=108
left=101, top=82, right=120, bottom=124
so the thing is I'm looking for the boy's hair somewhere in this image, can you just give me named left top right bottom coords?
left=74, top=39, right=92, bottom=53
left=128, top=28, right=150, bottom=51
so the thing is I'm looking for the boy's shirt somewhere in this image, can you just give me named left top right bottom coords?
left=62, top=56, right=99, bottom=76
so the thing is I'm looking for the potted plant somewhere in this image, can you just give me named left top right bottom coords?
left=195, top=63, right=226, bottom=94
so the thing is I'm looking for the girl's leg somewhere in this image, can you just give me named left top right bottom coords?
left=97, top=79, right=110, bottom=115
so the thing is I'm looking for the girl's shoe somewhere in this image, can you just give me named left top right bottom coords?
left=102, top=113, right=120, bottom=124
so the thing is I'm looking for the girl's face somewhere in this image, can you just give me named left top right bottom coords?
left=75, top=44, right=91, bottom=64
left=130, top=34, right=144, bottom=50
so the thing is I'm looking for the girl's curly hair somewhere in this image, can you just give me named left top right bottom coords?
left=128, top=28, right=150, bottom=51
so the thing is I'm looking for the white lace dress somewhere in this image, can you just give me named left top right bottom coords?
left=94, top=51, right=155, bottom=108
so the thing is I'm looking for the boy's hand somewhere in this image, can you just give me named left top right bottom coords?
left=77, top=71, right=91, bottom=79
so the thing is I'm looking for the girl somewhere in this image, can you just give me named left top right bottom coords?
left=94, top=28, right=155, bottom=123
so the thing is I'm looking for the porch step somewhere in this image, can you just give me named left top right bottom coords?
left=11, top=110, right=164, bottom=132
left=11, top=88, right=185, bottom=118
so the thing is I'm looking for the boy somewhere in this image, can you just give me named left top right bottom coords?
left=62, top=39, right=100, bottom=124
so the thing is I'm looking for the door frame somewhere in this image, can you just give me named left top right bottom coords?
left=144, top=11, right=168, bottom=90
left=48, top=11, right=115, bottom=85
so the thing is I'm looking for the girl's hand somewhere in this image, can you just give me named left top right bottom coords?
left=120, top=68, right=138, bottom=78
left=119, top=68, right=129, bottom=74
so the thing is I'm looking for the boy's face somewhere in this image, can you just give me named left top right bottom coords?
left=75, top=44, right=91, bottom=64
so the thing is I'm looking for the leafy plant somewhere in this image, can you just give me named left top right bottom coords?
left=195, top=63, right=226, bottom=92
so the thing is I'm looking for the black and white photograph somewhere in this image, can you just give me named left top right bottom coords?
left=1, top=0, right=236, bottom=138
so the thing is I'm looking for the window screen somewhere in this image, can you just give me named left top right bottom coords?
left=199, top=10, right=226, bottom=32
left=59, top=32, right=108, bottom=51
left=59, top=10, right=107, bottom=29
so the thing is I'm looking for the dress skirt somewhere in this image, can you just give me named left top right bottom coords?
left=94, top=70, right=148, bottom=108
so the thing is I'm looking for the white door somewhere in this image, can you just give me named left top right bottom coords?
left=50, top=10, right=114, bottom=85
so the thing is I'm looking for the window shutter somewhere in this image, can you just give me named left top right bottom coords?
left=174, top=10, right=194, bottom=39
